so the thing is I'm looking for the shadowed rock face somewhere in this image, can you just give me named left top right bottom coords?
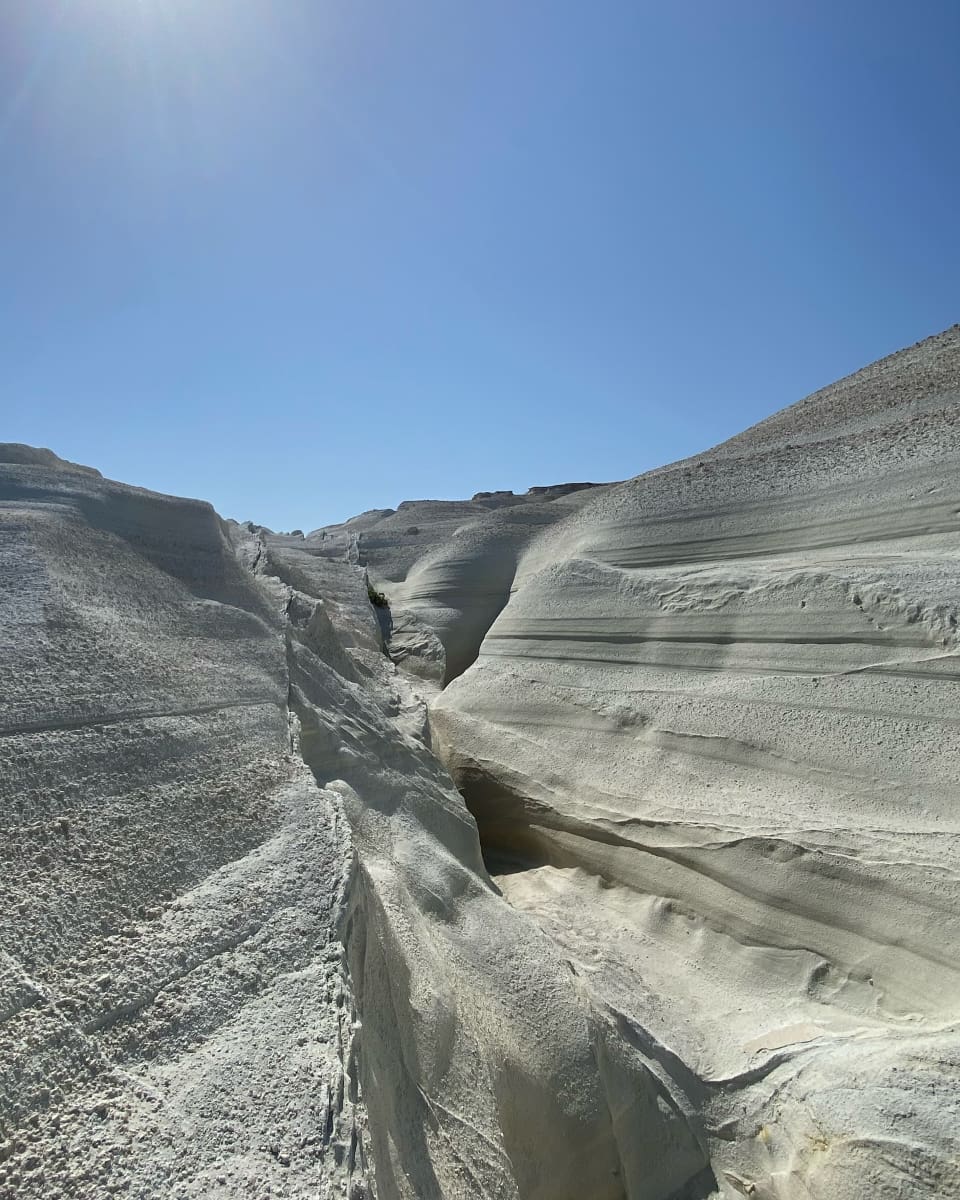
left=3, top=326, right=960, bottom=1200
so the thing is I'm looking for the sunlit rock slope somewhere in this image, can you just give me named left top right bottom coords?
left=0, top=448, right=370, bottom=1198
left=238, top=522, right=711, bottom=1200
left=423, top=326, right=960, bottom=1199
left=4, top=324, right=960, bottom=1200
left=2, top=452, right=702, bottom=1200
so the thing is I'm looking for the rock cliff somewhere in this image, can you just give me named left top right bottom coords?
left=3, top=326, right=960, bottom=1199
left=0, top=449, right=369, bottom=1197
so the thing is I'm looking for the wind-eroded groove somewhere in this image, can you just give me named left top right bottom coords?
left=488, top=629, right=935, bottom=649
left=634, top=726, right=936, bottom=798
left=482, top=645, right=960, bottom=685
left=481, top=664, right=960, bottom=730
left=464, top=776, right=960, bottom=992
left=590, top=496, right=960, bottom=569
left=0, top=695, right=282, bottom=739
left=80, top=925, right=257, bottom=1035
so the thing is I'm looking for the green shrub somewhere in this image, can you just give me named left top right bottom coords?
left=367, top=582, right=389, bottom=608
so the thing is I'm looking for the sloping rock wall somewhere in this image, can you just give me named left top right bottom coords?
left=427, top=327, right=960, bottom=1199
left=0, top=450, right=369, bottom=1198
left=244, top=526, right=713, bottom=1200
left=4, top=326, right=960, bottom=1200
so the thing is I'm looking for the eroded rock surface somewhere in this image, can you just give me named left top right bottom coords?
left=0, top=449, right=369, bottom=1198
left=238, top=525, right=707, bottom=1200
left=4, top=326, right=960, bottom=1200
left=425, top=326, right=960, bottom=1199
left=307, top=483, right=613, bottom=684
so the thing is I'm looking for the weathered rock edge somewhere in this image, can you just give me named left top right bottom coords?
left=0, top=449, right=370, bottom=1198
left=319, top=324, right=960, bottom=1200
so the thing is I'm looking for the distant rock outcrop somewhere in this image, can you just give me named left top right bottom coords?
left=0, top=442, right=102, bottom=475
left=307, top=482, right=618, bottom=684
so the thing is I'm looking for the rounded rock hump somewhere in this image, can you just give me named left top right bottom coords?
left=0, top=442, right=103, bottom=476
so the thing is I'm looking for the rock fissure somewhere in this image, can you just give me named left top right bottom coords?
left=335, top=326, right=960, bottom=1198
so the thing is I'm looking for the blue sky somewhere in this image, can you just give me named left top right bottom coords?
left=3, top=1, right=958, bottom=529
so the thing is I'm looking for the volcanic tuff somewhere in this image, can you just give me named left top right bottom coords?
left=3, top=326, right=960, bottom=1200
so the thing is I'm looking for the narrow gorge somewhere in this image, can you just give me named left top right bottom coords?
left=2, top=326, right=960, bottom=1200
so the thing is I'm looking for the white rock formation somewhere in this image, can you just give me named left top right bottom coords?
left=0, top=449, right=369, bottom=1198
left=424, top=327, right=960, bottom=1199
left=3, top=325, right=960, bottom=1200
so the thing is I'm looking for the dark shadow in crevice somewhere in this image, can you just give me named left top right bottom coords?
left=479, top=846, right=547, bottom=879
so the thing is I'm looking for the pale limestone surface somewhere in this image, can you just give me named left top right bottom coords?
left=242, top=524, right=704, bottom=1200
left=425, top=326, right=960, bottom=1199
left=308, top=483, right=611, bottom=683
left=2, top=456, right=690, bottom=1200
left=0, top=450, right=369, bottom=1198
left=4, top=326, right=960, bottom=1200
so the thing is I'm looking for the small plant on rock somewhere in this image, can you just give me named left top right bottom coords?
left=367, top=583, right=389, bottom=608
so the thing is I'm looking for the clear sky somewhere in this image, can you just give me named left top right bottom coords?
left=3, top=1, right=958, bottom=530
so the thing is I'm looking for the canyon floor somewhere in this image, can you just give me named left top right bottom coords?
left=2, top=327, right=960, bottom=1199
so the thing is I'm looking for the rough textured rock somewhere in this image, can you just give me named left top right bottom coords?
left=4, top=325, right=960, bottom=1200
left=0, top=448, right=369, bottom=1198
left=1, top=453, right=683, bottom=1200
left=242, top=524, right=705, bottom=1200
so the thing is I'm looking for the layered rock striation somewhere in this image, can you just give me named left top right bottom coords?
left=3, top=326, right=960, bottom=1200
left=308, top=482, right=612, bottom=685
left=424, top=326, right=960, bottom=1199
